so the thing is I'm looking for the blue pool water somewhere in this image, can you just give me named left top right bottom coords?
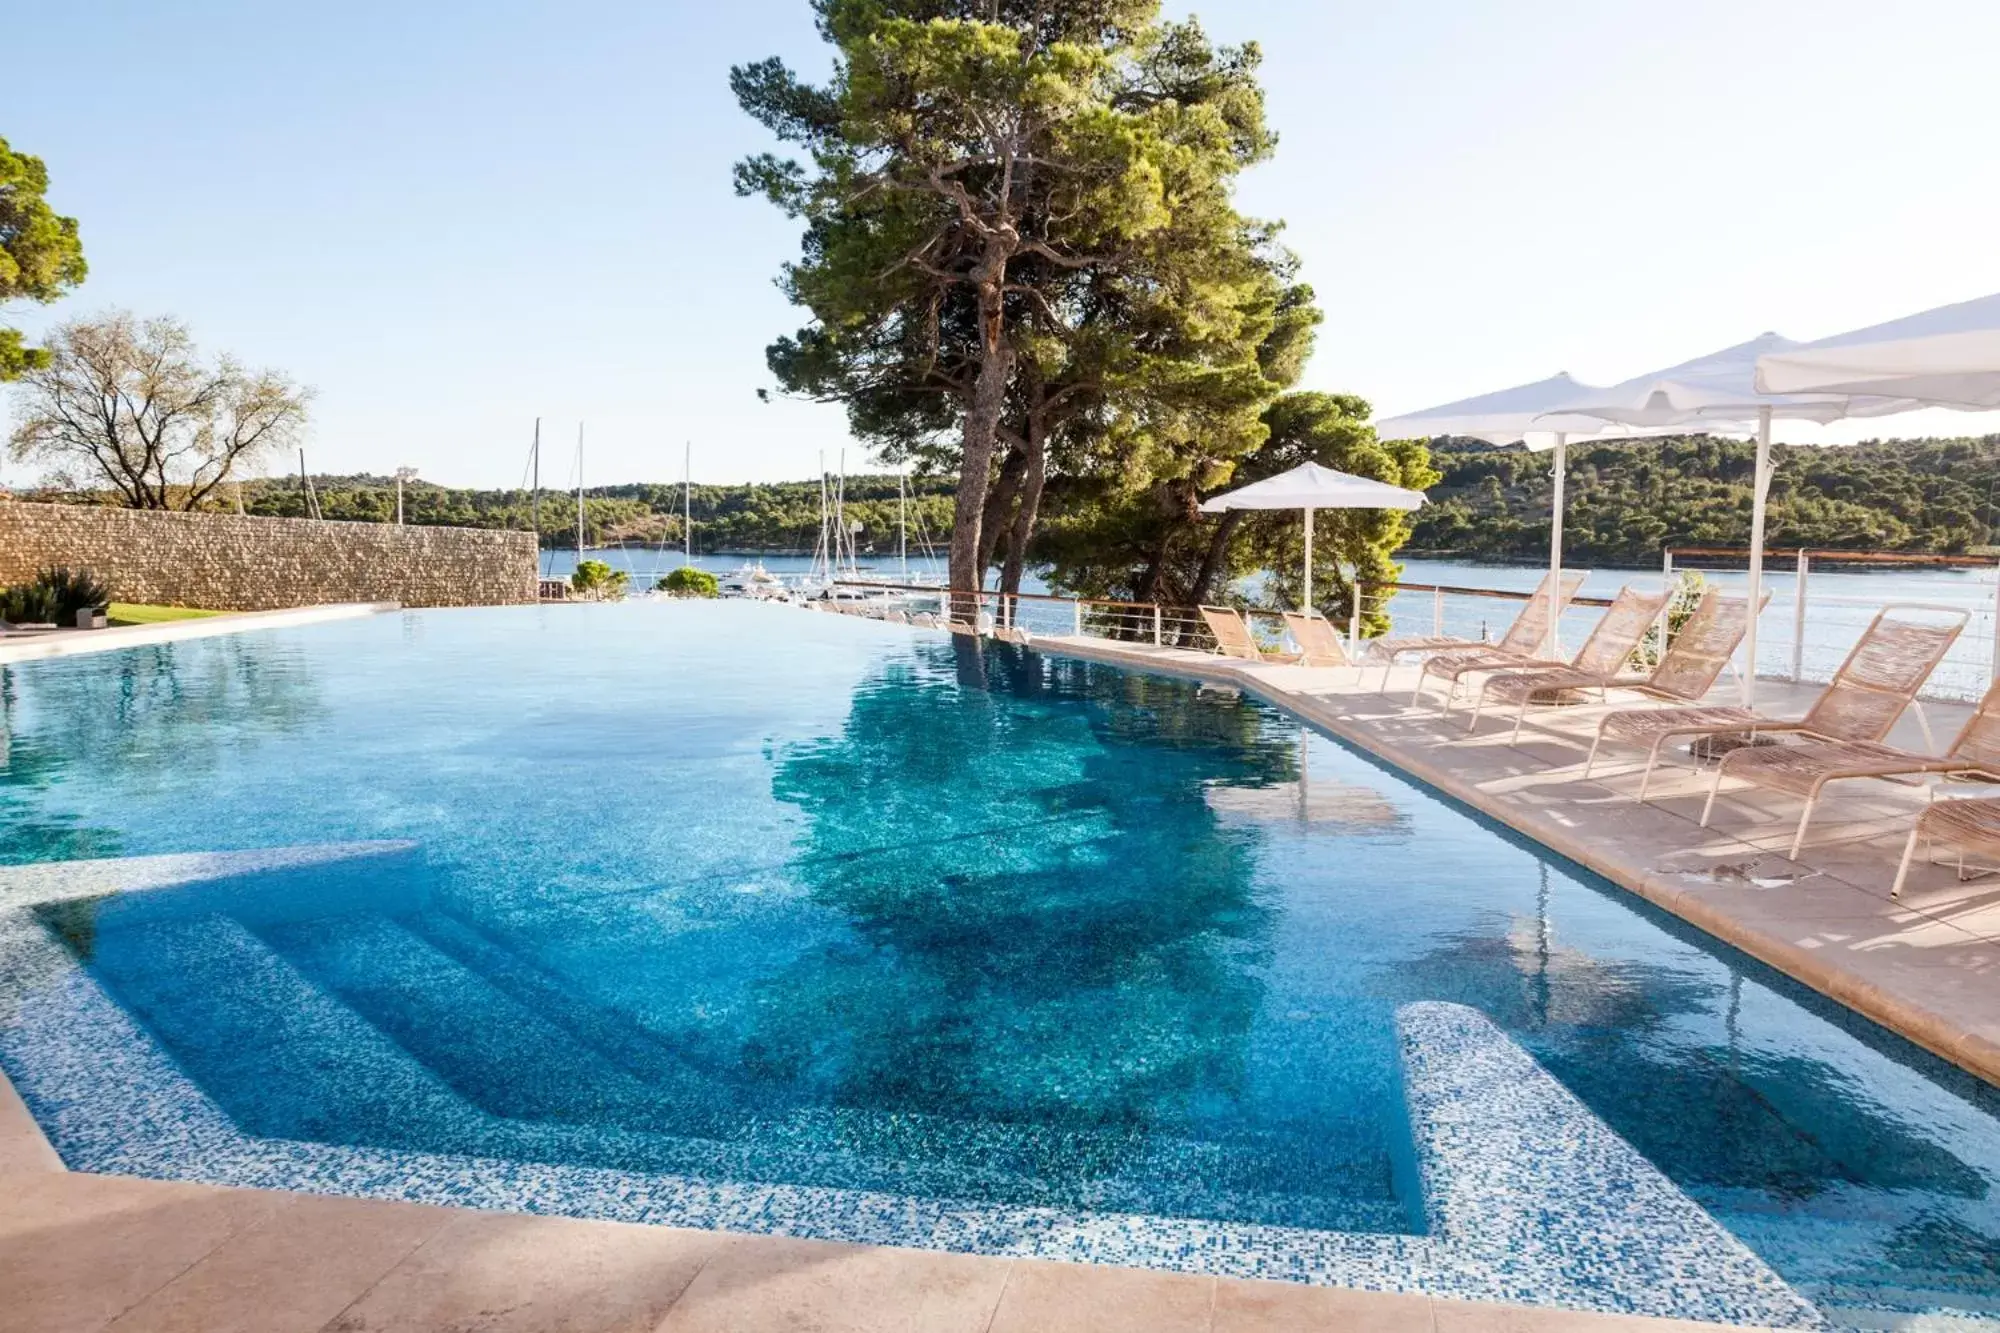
left=3, top=602, right=2000, bottom=1322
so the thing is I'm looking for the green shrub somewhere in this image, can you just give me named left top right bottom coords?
left=570, top=559, right=629, bottom=601
left=658, top=567, right=719, bottom=598
left=0, top=582, right=59, bottom=625
left=0, top=567, right=111, bottom=625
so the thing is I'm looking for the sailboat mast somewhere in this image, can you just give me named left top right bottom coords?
left=898, top=473, right=908, bottom=581
left=837, top=449, right=850, bottom=577
left=815, top=452, right=829, bottom=582
left=683, top=441, right=692, bottom=567
left=575, top=423, right=585, bottom=561
left=530, top=418, right=541, bottom=573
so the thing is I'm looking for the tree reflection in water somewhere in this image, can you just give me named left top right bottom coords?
left=759, top=637, right=1294, bottom=1133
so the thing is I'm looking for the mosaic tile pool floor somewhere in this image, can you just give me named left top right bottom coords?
left=0, top=604, right=1998, bottom=1326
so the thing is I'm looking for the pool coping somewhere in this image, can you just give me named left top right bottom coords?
left=0, top=602, right=399, bottom=665
left=1021, top=631, right=2000, bottom=1091
left=0, top=1147, right=1783, bottom=1333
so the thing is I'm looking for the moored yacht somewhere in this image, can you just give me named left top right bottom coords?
left=719, top=561, right=790, bottom=600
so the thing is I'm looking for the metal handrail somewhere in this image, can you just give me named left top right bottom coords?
left=1383, top=580, right=1617, bottom=609
left=834, top=580, right=1164, bottom=611
left=822, top=570, right=2000, bottom=701
left=1667, top=546, right=1998, bottom=567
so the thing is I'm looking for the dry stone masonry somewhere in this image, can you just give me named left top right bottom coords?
left=0, top=502, right=537, bottom=610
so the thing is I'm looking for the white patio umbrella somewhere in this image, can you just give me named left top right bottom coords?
left=1541, top=333, right=1911, bottom=706
left=1376, top=372, right=1666, bottom=655
left=1198, top=462, right=1426, bottom=614
left=1756, top=292, right=2000, bottom=408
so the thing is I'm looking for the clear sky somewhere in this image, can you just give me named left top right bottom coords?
left=4, top=0, right=1997, bottom=488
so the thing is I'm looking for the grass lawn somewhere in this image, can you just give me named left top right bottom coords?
left=106, top=603, right=226, bottom=626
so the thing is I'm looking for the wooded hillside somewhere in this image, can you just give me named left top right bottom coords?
left=1406, top=435, right=2000, bottom=564
left=31, top=434, right=2000, bottom=566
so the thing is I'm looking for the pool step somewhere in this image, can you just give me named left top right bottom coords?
left=406, top=912, right=1403, bottom=1227
left=412, top=916, right=1404, bottom=1228
left=295, top=912, right=1411, bottom=1229
left=259, top=913, right=751, bottom=1141
left=83, top=909, right=1409, bottom=1235
left=402, top=910, right=742, bottom=1126
left=748, top=1105, right=1408, bottom=1233
left=81, top=914, right=489, bottom=1150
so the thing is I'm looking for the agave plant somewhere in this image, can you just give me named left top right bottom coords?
left=0, top=567, right=112, bottom=626
left=36, top=567, right=111, bottom=617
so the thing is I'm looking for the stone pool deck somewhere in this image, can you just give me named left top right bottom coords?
left=1028, top=632, right=2000, bottom=1089
left=0, top=1077, right=1784, bottom=1333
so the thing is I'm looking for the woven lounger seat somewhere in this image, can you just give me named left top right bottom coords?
left=1439, top=584, right=1669, bottom=727
left=1200, top=606, right=1301, bottom=665
left=1377, top=569, right=1586, bottom=692
left=1589, top=605, right=1969, bottom=804
left=1491, top=589, right=1765, bottom=745
left=1279, top=611, right=1353, bottom=669
left=1895, top=796, right=2000, bottom=898
left=1706, top=738, right=1924, bottom=798
left=1599, top=704, right=1764, bottom=745
left=1425, top=647, right=1565, bottom=683
left=1703, top=667, right=2000, bottom=861
left=1484, top=666, right=1645, bottom=707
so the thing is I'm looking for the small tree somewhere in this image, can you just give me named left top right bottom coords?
left=0, top=137, right=87, bottom=380
left=7, top=312, right=311, bottom=510
left=659, top=566, right=719, bottom=598
left=571, top=559, right=630, bottom=600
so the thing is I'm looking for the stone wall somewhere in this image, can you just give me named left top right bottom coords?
left=0, top=502, right=537, bottom=610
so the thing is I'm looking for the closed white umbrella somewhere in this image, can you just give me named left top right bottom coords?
left=1376, top=373, right=1668, bottom=656
left=1198, top=462, right=1426, bottom=614
left=1542, top=333, right=1910, bottom=706
left=1755, top=292, right=2000, bottom=408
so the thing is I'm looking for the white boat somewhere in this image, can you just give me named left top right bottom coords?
left=718, top=562, right=790, bottom=601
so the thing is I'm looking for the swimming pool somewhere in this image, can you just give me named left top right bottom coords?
left=1, top=602, right=1997, bottom=1327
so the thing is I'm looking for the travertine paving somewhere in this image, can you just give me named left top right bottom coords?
left=0, top=1080, right=1779, bottom=1332
left=1031, top=634, right=2000, bottom=1087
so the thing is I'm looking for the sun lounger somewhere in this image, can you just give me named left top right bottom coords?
left=1200, top=606, right=1300, bottom=665
left=1587, top=605, right=1969, bottom=802
left=1485, top=589, right=1769, bottom=745
left=1699, top=671, right=2000, bottom=859
left=1371, top=569, right=1587, bottom=692
left=1279, top=611, right=1353, bottom=669
left=1893, top=793, right=2000, bottom=899
left=1423, top=584, right=1670, bottom=724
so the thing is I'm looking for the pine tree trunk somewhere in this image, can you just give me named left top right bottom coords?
left=947, top=263, right=1014, bottom=624
left=1137, top=532, right=1175, bottom=606
left=1190, top=511, right=1244, bottom=605
left=978, top=448, right=1029, bottom=578
left=999, top=415, right=1047, bottom=604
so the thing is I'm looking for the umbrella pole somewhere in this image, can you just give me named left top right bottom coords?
left=1302, top=507, right=1313, bottom=612
left=1744, top=407, right=1772, bottom=708
left=1548, top=433, right=1566, bottom=657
